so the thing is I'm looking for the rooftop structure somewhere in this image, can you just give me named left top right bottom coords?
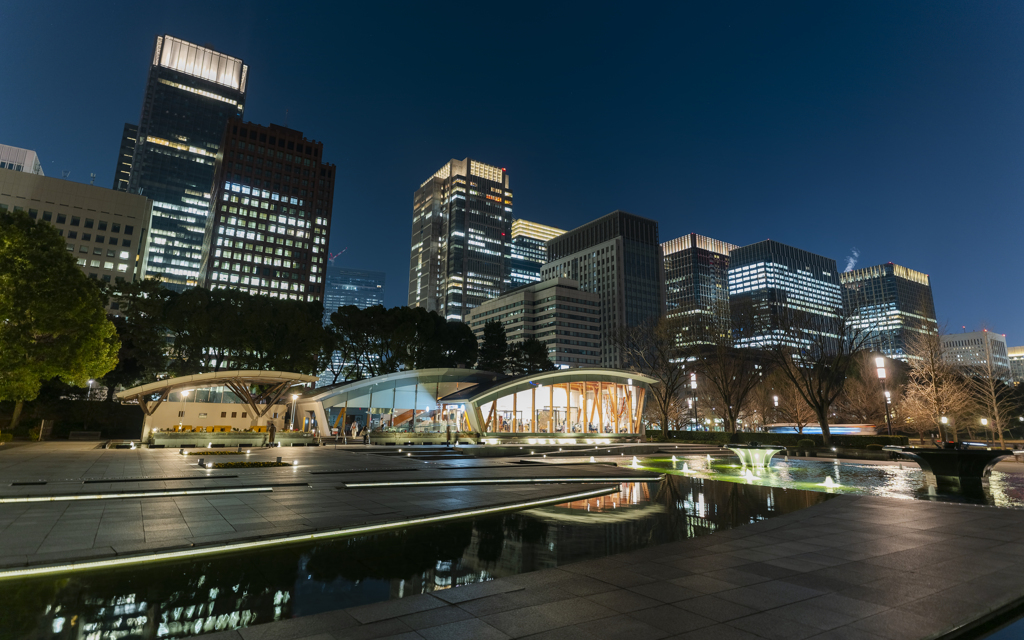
left=0, top=144, right=44, bottom=176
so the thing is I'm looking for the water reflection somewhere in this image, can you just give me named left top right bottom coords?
left=642, top=457, right=1024, bottom=507
left=1, top=476, right=827, bottom=640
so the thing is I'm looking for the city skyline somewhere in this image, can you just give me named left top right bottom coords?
left=3, top=3, right=1023, bottom=338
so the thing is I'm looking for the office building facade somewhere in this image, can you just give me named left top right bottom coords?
left=942, top=330, right=1012, bottom=382
left=465, top=277, right=601, bottom=368
left=0, top=144, right=44, bottom=175
left=840, top=263, right=938, bottom=361
left=408, top=158, right=512, bottom=321
left=111, top=124, right=138, bottom=191
left=728, top=240, right=842, bottom=349
left=128, top=35, right=248, bottom=289
left=198, top=121, right=335, bottom=302
left=510, top=219, right=565, bottom=289
left=1007, top=346, right=1024, bottom=385
left=662, top=233, right=737, bottom=347
left=320, top=267, right=386, bottom=386
left=0, top=171, right=152, bottom=287
left=541, top=210, right=664, bottom=367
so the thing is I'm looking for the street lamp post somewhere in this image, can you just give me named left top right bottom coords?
left=940, top=416, right=949, bottom=443
left=290, top=394, right=299, bottom=431
left=980, top=418, right=989, bottom=445
left=690, top=373, right=698, bottom=430
left=87, top=379, right=94, bottom=401
left=875, top=357, right=893, bottom=436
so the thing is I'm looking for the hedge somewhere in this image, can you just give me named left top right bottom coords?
left=211, top=461, right=291, bottom=469
left=648, top=430, right=908, bottom=448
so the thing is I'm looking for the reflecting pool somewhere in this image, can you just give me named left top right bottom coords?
left=633, top=456, right=1024, bottom=507
left=0, top=476, right=827, bottom=639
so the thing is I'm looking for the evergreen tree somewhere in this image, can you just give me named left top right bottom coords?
left=0, top=210, right=119, bottom=431
left=477, top=319, right=509, bottom=373
left=508, top=337, right=556, bottom=375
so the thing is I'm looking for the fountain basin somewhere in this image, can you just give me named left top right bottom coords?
left=723, top=444, right=786, bottom=468
left=883, top=446, right=1016, bottom=490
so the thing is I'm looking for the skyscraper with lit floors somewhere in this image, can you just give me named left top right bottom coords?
left=510, top=219, right=565, bottom=289
left=408, top=158, right=512, bottom=321
left=840, top=263, right=937, bottom=361
left=128, top=35, right=248, bottom=289
left=662, top=233, right=737, bottom=347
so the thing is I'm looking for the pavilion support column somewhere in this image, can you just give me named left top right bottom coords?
left=532, top=387, right=537, bottom=433
left=549, top=385, right=554, bottom=433
left=485, top=401, right=496, bottom=433
left=626, top=388, right=635, bottom=433
left=512, top=392, right=518, bottom=432
left=596, top=382, right=604, bottom=431
left=636, top=388, right=647, bottom=439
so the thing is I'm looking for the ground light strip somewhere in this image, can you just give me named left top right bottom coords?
left=0, top=486, right=619, bottom=580
left=0, top=486, right=275, bottom=504
left=342, top=476, right=663, bottom=488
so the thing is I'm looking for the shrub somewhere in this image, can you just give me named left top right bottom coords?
left=186, top=450, right=245, bottom=456
left=212, top=461, right=291, bottom=468
left=797, top=439, right=816, bottom=450
left=865, top=443, right=884, bottom=451
left=769, top=441, right=782, bottom=446
left=0, top=433, right=12, bottom=443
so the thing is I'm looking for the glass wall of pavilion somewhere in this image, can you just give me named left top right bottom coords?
left=474, top=376, right=648, bottom=436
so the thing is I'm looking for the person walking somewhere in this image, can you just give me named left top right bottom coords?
left=268, top=423, right=277, bottom=447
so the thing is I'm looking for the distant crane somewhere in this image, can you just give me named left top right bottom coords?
left=61, top=170, right=71, bottom=179
left=327, top=248, right=348, bottom=265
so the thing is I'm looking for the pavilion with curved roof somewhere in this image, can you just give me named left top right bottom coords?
left=297, top=367, right=657, bottom=444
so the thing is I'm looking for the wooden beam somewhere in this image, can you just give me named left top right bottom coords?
left=512, top=391, right=518, bottom=432
left=636, top=388, right=647, bottom=435
left=486, top=401, right=496, bottom=433
left=549, top=384, right=554, bottom=433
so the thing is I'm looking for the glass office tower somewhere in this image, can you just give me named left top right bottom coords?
left=510, top=219, right=565, bottom=289
left=662, top=233, right=737, bottom=347
left=840, top=263, right=937, bottom=361
left=128, top=35, right=248, bottom=289
left=320, top=267, right=386, bottom=386
left=408, top=158, right=512, bottom=321
left=542, top=210, right=665, bottom=367
left=728, top=239, right=842, bottom=349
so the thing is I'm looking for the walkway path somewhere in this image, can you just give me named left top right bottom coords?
left=201, top=494, right=1024, bottom=640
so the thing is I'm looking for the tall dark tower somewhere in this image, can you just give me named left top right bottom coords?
left=197, top=121, right=336, bottom=302
left=408, top=158, right=512, bottom=321
left=128, top=35, right=248, bottom=289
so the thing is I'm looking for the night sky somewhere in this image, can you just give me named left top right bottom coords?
left=3, top=2, right=1022, bottom=340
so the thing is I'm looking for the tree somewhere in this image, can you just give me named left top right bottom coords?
left=477, top=319, right=508, bottom=373
left=616, top=317, right=686, bottom=433
left=0, top=210, right=119, bottom=431
left=692, top=341, right=769, bottom=433
left=508, top=337, right=557, bottom=376
left=100, top=279, right=170, bottom=396
left=769, top=370, right=817, bottom=434
left=963, top=358, right=1016, bottom=447
left=767, top=309, right=869, bottom=446
left=833, top=352, right=905, bottom=429
left=901, top=331, right=975, bottom=443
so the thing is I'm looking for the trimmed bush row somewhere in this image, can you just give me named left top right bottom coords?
left=211, top=461, right=291, bottom=468
left=186, top=451, right=246, bottom=456
left=648, top=430, right=908, bottom=448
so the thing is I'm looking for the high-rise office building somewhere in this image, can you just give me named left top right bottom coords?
left=662, top=233, right=737, bottom=347
left=0, top=144, right=44, bottom=175
left=728, top=240, right=842, bottom=349
left=840, top=263, right=938, bottom=361
left=198, top=121, right=335, bottom=301
left=319, top=267, right=386, bottom=386
left=942, top=330, right=1012, bottom=382
left=1007, top=346, right=1024, bottom=385
left=541, top=210, right=664, bottom=367
left=111, top=124, right=138, bottom=191
left=510, top=219, right=565, bottom=289
left=466, top=277, right=601, bottom=368
left=323, top=266, right=386, bottom=313
left=408, top=158, right=512, bottom=321
left=0, top=171, right=152, bottom=292
left=128, top=35, right=248, bottom=289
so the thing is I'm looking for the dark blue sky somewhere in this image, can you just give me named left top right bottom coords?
left=3, top=2, right=1022, bottom=340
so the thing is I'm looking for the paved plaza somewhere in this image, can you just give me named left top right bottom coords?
left=3, top=442, right=1024, bottom=639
